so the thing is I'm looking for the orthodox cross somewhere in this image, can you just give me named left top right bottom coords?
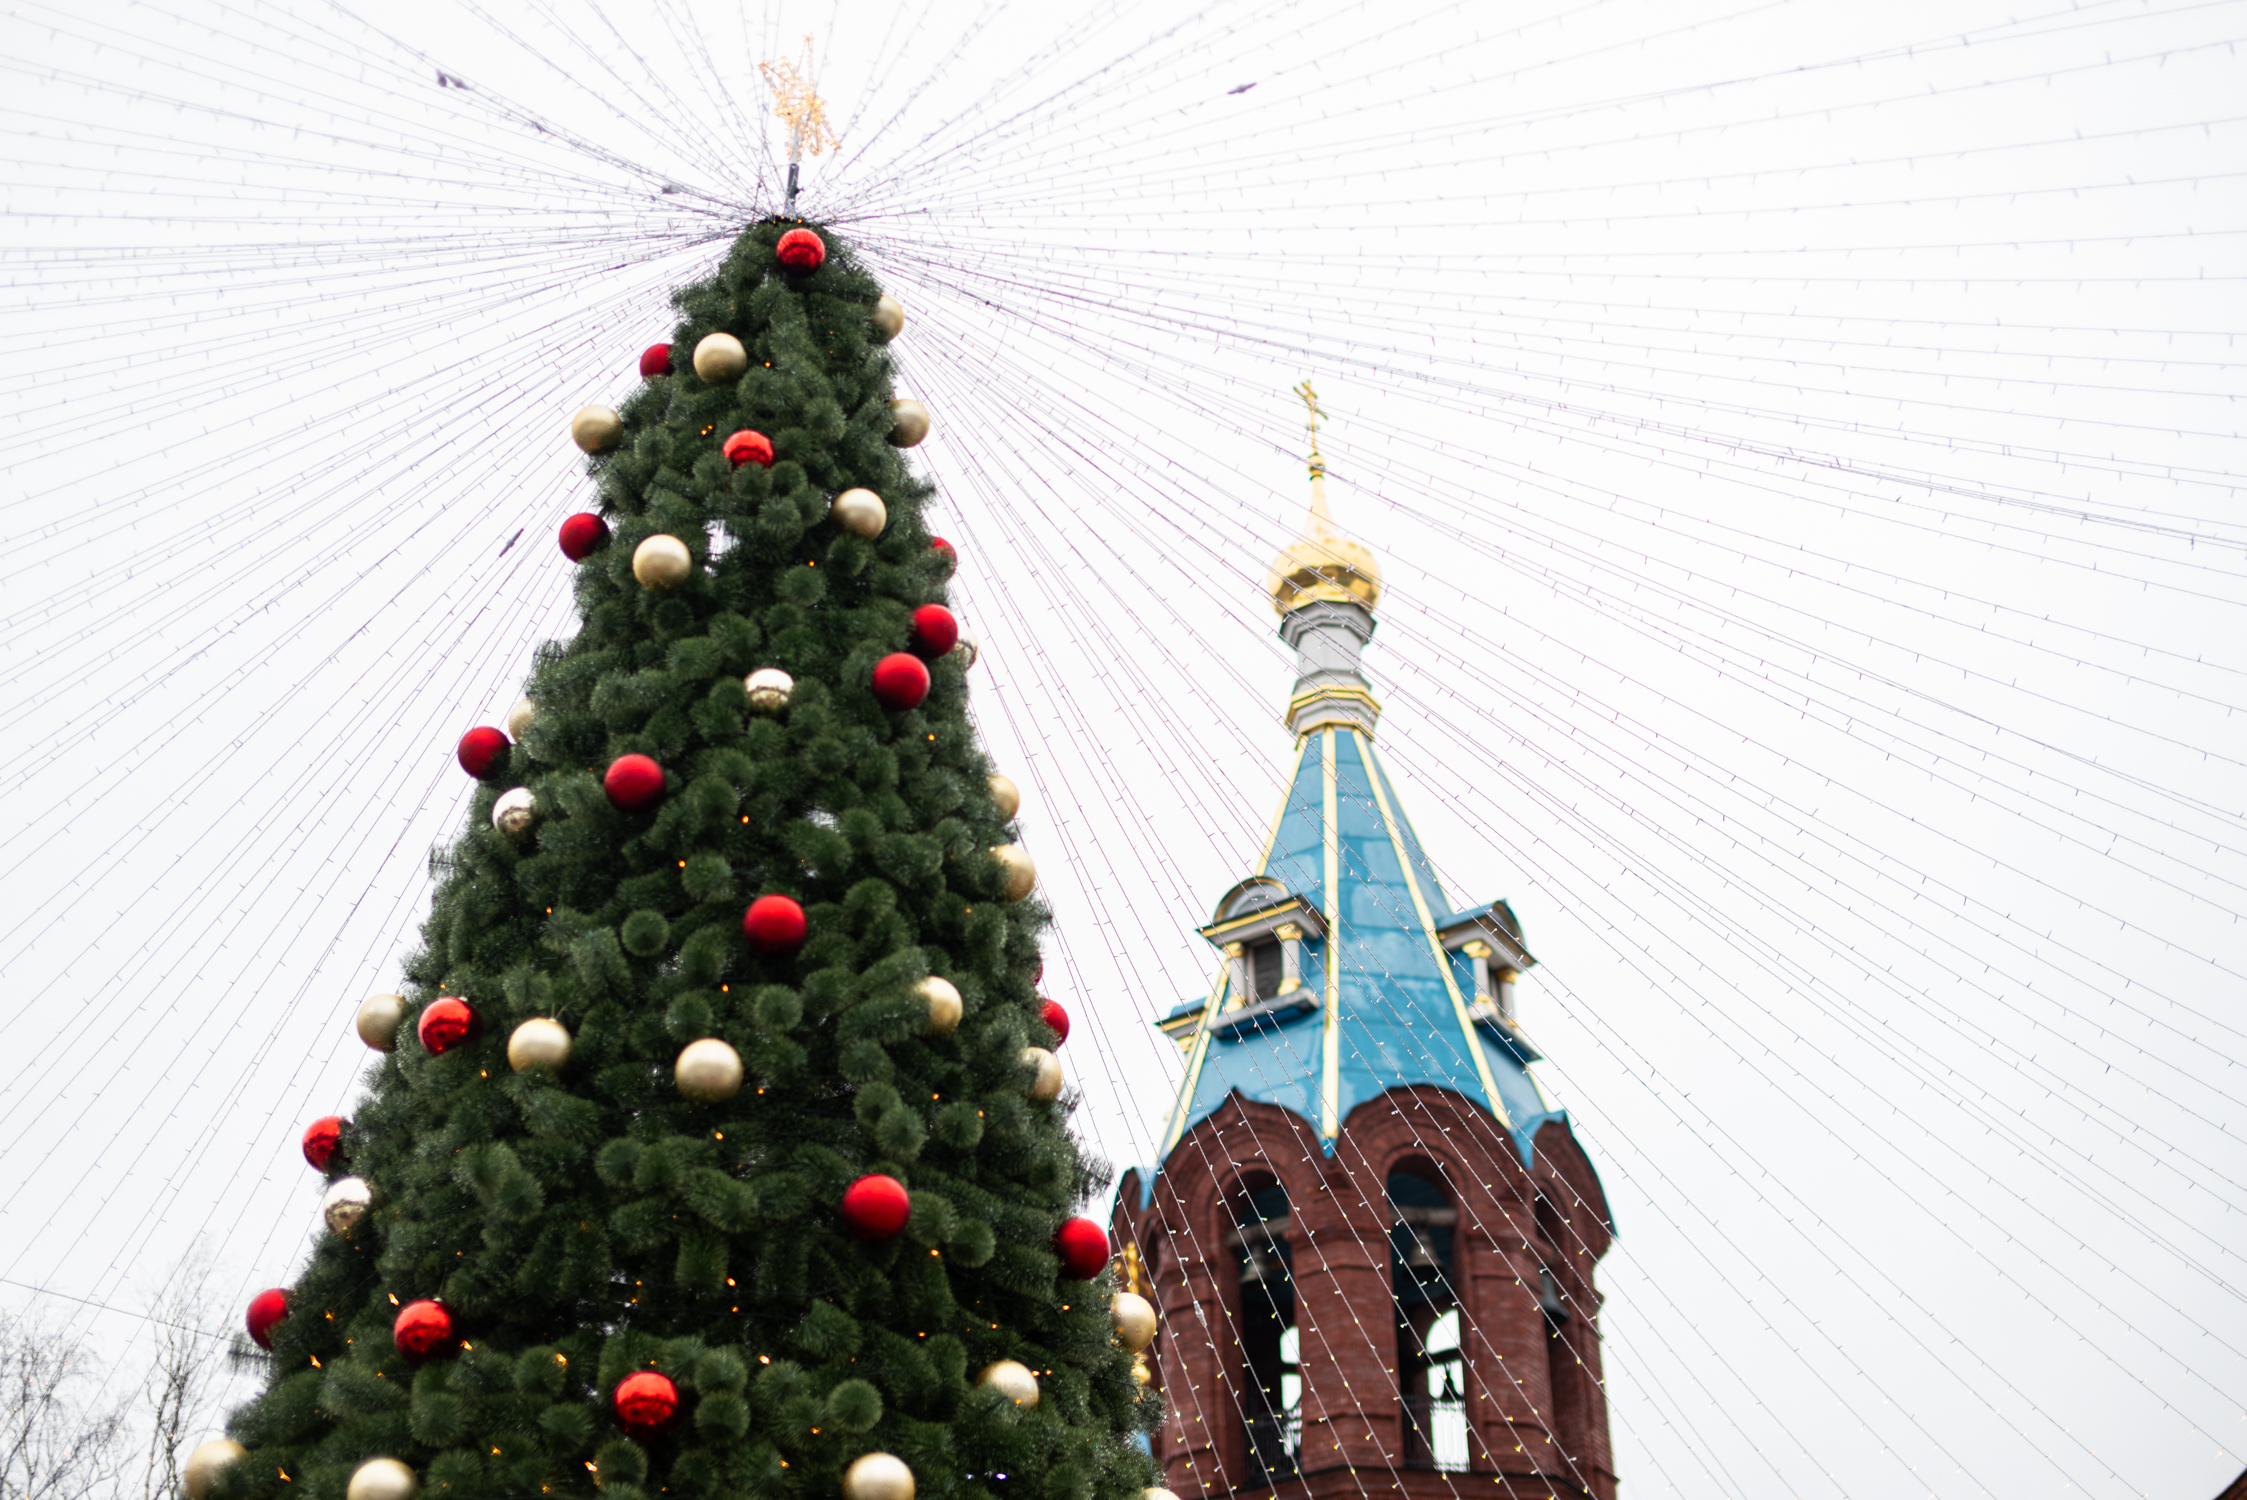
left=760, top=36, right=839, bottom=215
left=1293, top=379, right=1326, bottom=477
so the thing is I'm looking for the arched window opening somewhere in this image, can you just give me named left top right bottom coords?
left=1232, top=1181, right=1298, bottom=1482
left=1390, top=1170, right=1465, bottom=1472
left=1536, top=1187, right=1587, bottom=1466
left=1535, top=1190, right=1575, bottom=1331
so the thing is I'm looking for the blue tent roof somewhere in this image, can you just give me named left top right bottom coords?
left=1151, top=725, right=1562, bottom=1172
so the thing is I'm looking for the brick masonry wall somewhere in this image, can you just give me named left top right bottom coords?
left=1115, top=1089, right=1618, bottom=1500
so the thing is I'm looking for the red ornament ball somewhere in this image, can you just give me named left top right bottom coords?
left=614, top=1370, right=680, bottom=1434
left=930, top=537, right=957, bottom=573
left=392, top=1300, right=454, bottom=1361
left=840, top=1174, right=912, bottom=1242
left=301, top=1116, right=345, bottom=1172
left=742, top=894, right=807, bottom=956
left=871, top=652, right=931, bottom=712
left=909, top=604, right=958, bottom=660
left=245, top=1288, right=290, bottom=1350
left=638, top=343, right=672, bottom=378
left=417, top=997, right=479, bottom=1054
left=559, top=512, right=610, bottom=560
left=604, top=754, right=665, bottom=811
left=1053, top=1216, right=1109, bottom=1280
left=456, top=726, right=509, bottom=777
left=1039, top=998, right=1070, bottom=1047
left=723, top=429, right=775, bottom=468
left=775, top=228, right=827, bottom=270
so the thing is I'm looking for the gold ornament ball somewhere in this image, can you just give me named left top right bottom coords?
left=887, top=399, right=931, bottom=448
left=1112, top=1291, right=1157, bottom=1353
left=1132, top=1357, right=1153, bottom=1387
left=989, top=774, right=1020, bottom=822
left=919, top=975, right=963, bottom=1036
left=871, top=295, right=905, bottom=342
left=842, top=1453, right=915, bottom=1500
left=507, top=1017, right=571, bottom=1073
left=633, top=534, right=693, bottom=591
left=956, top=629, right=980, bottom=670
left=976, top=1359, right=1040, bottom=1408
left=991, top=843, right=1036, bottom=902
left=1020, top=1046, right=1063, bottom=1103
left=571, top=406, right=623, bottom=454
left=322, top=1176, right=372, bottom=1235
left=491, top=786, right=538, bottom=839
left=1145, top=1489, right=1180, bottom=1500
left=355, top=993, right=407, bottom=1052
left=675, top=1037, right=744, bottom=1103
left=183, top=1439, right=244, bottom=1500
left=693, top=332, right=748, bottom=382
left=346, top=1458, right=419, bottom=1500
left=744, top=668, right=794, bottom=713
left=505, top=696, right=536, bottom=740
left=830, top=487, right=888, bottom=539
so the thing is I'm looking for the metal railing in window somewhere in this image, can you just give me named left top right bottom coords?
left=1245, top=1325, right=1302, bottom=1483
left=1401, top=1307, right=1468, bottom=1472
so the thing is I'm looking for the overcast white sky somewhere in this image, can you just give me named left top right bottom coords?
left=3, top=1, right=2244, bottom=1495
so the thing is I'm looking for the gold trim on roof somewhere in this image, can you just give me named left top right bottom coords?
left=1154, top=1010, right=1199, bottom=1046
left=1286, top=683, right=1382, bottom=716
left=1362, top=734, right=1513, bottom=1128
left=1157, top=956, right=1233, bottom=1156
left=1199, top=897, right=1325, bottom=945
left=1287, top=682, right=1384, bottom=741
left=1319, top=729, right=1343, bottom=1138
left=1252, top=764, right=1294, bottom=878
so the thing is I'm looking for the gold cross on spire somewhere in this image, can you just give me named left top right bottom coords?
left=1292, top=379, right=1326, bottom=478
left=760, top=36, right=840, bottom=164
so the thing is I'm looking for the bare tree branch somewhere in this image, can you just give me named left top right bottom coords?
left=132, top=1254, right=224, bottom=1500
left=0, top=1310, right=126, bottom=1500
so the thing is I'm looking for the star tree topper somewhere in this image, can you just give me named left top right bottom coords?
left=761, top=36, right=840, bottom=212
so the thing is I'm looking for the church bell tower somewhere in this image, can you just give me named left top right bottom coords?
left=1112, top=391, right=1619, bottom=1500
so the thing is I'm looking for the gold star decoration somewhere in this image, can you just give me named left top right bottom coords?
left=760, top=36, right=839, bottom=162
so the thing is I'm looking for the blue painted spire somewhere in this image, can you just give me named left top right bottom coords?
left=1151, top=445, right=1565, bottom=1167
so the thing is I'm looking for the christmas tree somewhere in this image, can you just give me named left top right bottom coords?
left=187, top=220, right=1161, bottom=1500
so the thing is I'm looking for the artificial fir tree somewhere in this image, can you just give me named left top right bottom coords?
left=198, top=220, right=1161, bottom=1500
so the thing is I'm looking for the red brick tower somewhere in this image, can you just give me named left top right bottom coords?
left=1112, top=402, right=1618, bottom=1500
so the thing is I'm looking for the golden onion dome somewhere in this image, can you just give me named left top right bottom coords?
left=1264, top=477, right=1381, bottom=616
